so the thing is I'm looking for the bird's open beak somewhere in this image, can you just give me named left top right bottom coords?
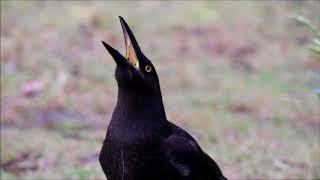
left=102, top=16, right=142, bottom=69
left=119, top=16, right=141, bottom=69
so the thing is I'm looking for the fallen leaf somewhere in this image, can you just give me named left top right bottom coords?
left=21, top=80, right=44, bottom=97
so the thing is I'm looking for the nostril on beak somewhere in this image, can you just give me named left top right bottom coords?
left=134, top=62, right=139, bottom=68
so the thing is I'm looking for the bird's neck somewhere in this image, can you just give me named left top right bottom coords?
left=113, top=87, right=167, bottom=122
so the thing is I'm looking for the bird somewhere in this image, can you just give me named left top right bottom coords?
left=99, top=16, right=227, bottom=180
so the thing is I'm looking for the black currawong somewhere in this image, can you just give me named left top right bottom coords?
left=99, top=16, right=228, bottom=180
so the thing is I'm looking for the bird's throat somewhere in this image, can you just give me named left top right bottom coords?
left=114, top=88, right=167, bottom=122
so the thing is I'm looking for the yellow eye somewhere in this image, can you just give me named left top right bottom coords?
left=145, top=65, right=152, bottom=72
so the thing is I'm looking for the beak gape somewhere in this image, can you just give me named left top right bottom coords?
left=102, top=16, right=142, bottom=69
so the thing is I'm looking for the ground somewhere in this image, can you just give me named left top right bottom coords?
left=1, top=1, right=320, bottom=179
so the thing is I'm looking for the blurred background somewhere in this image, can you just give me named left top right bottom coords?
left=1, top=1, right=319, bottom=179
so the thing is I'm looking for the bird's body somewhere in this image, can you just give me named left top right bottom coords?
left=100, top=17, right=227, bottom=180
left=100, top=89, right=171, bottom=180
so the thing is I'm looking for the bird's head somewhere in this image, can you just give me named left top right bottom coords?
left=102, top=17, right=160, bottom=94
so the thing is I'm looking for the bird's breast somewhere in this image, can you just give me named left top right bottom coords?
left=102, top=119, right=170, bottom=179
left=103, top=130, right=167, bottom=180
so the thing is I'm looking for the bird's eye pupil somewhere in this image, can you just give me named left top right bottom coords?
left=145, top=65, right=152, bottom=72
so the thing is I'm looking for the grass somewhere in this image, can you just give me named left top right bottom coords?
left=1, top=1, right=320, bottom=179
